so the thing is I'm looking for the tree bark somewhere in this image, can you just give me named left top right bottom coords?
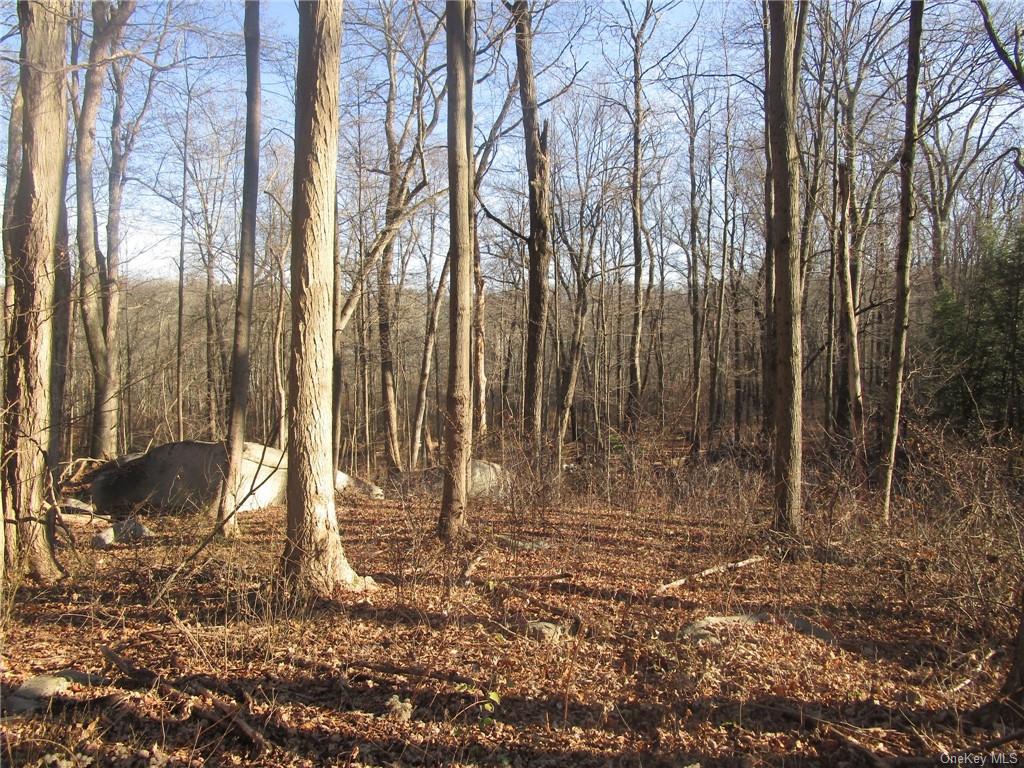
left=836, top=163, right=865, bottom=465
left=511, top=0, right=552, bottom=455
left=760, top=0, right=776, bottom=436
left=283, top=0, right=368, bottom=595
left=767, top=0, right=803, bottom=536
left=438, top=0, right=475, bottom=543
left=218, top=0, right=261, bottom=536
left=2, top=0, right=69, bottom=582
left=1, top=80, right=23, bottom=576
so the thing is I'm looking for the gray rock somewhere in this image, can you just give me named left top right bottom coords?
left=91, top=527, right=116, bottom=550
left=525, top=621, right=564, bottom=644
left=682, top=614, right=766, bottom=643
left=495, top=535, right=551, bottom=552
left=5, top=670, right=105, bottom=713
left=397, top=459, right=510, bottom=500
left=86, top=440, right=383, bottom=517
left=469, top=460, right=508, bottom=498
left=781, top=613, right=837, bottom=645
left=91, top=519, right=154, bottom=549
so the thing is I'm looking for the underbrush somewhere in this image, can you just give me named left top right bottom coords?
left=2, top=428, right=1023, bottom=766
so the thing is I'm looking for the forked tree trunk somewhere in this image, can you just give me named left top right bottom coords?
left=881, top=0, right=922, bottom=525
left=283, top=0, right=369, bottom=595
left=218, top=0, right=261, bottom=536
left=438, top=0, right=475, bottom=543
left=2, top=0, right=69, bottom=583
left=75, top=0, right=134, bottom=459
left=512, top=0, right=552, bottom=455
left=767, top=0, right=803, bottom=536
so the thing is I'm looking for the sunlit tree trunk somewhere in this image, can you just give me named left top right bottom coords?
left=218, top=0, right=261, bottom=536
left=1, top=81, right=22, bottom=578
left=767, top=0, right=803, bottom=536
left=411, top=247, right=448, bottom=471
left=624, top=2, right=654, bottom=437
left=283, top=0, right=369, bottom=594
left=438, top=0, right=475, bottom=543
left=2, top=0, right=69, bottom=583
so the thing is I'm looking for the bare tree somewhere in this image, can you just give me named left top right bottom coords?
left=282, top=0, right=371, bottom=594
left=74, top=0, right=135, bottom=458
left=217, top=0, right=261, bottom=536
left=2, top=0, right=69, bottom=583
left=438, top=0, right=474, bottom=543
left=880, top=0, right=923, bottom=526
left=974, top=0, right=1024, bottom=93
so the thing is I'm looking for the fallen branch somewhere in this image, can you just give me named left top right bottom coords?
left=345, top=660, right=478, bottom=689
left=656, top=555, right=766, bottom=593
left=100, top=645, right=267, bottom=752
left=479, top=572, right=573, bottom=584
left=951, top=649, right=997, bottom=692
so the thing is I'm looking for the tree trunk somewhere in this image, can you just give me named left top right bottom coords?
left=283, top=0, right=369, bottom=595
left=624, top=14, right=648, bottom=437
left=176, top=66, right=191, bottom=443
left=217, top=0, right=261, bottom=536
left=1, top=80, right=23, bottom=576
left=881, top=0, right=923, bottom=525
left=2, top=0, right=69, bottom=582
left=767, top=0, right=803, bottom=536
left=438, top=0, right=474, bottom=543
left=760, top=0, right=775, bottom=436
left=50, top=126, right=72, bottom=472
left=512, top=0, right=552, bottom=455
left=378, top=239, right=404, bottom=473
left=75, top=0, right=134, bottom=459
left=837, top=163, right=866, bottom=464
left=411, top=250, right=449, bottom=471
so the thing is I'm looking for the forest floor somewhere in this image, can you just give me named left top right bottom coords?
left=2, top=450, right=1022, bottom=767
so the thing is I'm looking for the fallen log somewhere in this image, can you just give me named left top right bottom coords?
left=656, top=555, right=766, bottom=593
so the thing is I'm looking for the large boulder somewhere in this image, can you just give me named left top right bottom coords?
left=86, top=440, right=383, bottom=516
left=394, top=459, right=510, bottom=499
